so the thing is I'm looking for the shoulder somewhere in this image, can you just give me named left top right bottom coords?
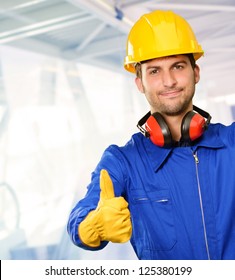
left=96, top=133, right=147, bottom=171
left=104, top=132, right=147, bottom=157
left=210, top=122, right=235, bottom=145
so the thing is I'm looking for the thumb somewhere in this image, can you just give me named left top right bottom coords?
left=99, top=169, right=115, bottom=201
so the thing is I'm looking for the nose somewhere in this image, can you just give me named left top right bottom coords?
left=162, top=70, right=177, bottom=88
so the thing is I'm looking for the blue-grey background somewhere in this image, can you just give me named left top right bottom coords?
left=0, top=0, right=234, bottom=260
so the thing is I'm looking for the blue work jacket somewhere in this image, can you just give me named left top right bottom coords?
left=67, top=123, right=235, bottom=260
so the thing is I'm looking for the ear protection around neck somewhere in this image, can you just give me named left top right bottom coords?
left=137, top=105, right=212, bottom=147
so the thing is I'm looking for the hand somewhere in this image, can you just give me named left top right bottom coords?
left=78, top=169, right=132, bottom=247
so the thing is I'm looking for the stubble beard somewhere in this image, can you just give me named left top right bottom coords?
left=144, top=86, right=195, bottom=117
left=158, top=95, right=194, bottom=117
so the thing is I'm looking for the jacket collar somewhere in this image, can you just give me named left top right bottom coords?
left=143, top=124, right=225, bottom=172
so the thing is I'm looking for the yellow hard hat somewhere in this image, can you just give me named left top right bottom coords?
left=124, top=10, right=204, bottom=73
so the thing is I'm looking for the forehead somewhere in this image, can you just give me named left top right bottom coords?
left=142, top=55, right=189, bottom=68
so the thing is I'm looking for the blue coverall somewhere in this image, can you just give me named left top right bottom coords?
left=67, top=123, right=235, bottom=259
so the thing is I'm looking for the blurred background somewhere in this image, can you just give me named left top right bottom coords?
left=0, top=0, right=234, bottom=260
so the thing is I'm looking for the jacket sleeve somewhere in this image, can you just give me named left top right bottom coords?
left=67, top=145, right=127, bottom=251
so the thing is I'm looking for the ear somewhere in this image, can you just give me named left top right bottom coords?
left=135, top=77, right=145, bottom=93
left=194, top=64, right=200, bottom=84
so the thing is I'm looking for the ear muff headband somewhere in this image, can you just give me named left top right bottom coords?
left=137, top=105, right=211, bottom=147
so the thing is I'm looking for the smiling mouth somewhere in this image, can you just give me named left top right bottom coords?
left=160, top=89, right=182, bottom=98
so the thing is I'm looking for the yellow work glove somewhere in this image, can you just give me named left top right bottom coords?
left=78, top=169, right=132, bottom=247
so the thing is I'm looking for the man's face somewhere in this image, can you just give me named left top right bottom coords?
left=135, top=55, right=200, bottom=117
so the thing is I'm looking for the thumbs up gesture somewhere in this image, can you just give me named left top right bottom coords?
left=79, top=169, right=132, bottom=247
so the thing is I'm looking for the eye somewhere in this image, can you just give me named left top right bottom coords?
left=173, top=64, right=184, bottom=70
left=149, top=68, right=159, bottom=75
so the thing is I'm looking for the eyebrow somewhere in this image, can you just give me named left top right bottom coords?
left=145, top=60, right=188, bottom=70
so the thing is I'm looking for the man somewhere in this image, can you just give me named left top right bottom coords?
left=67, top=10, right=235, bottom=260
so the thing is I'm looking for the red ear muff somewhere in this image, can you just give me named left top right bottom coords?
left=181, top=111, right=206, bottom=142
left=145, top=113, right=172, bottom=147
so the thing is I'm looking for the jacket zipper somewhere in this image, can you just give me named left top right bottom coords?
left=192, top=151, right=211, bottom=260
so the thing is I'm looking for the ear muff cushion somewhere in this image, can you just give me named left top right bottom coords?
left=181, top=111, right=206, bottom=142
left=145, top=113, right=172, bottom=147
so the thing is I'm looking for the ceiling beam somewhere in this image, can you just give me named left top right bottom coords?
left=146, top=2, right=235, bottom=12
left=0, top=0, right=52, bottom=24
left=75, top=22, right=106, bottom=52
left=67, top=0, right=133, bottom=33
left=0, top=12, right=93, bottom=44
left=62, top=35, right=126, bottom=60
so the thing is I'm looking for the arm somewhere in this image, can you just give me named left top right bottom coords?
left=67, top=146, right=132, bottom=251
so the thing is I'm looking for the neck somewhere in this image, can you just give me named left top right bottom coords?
left=163, top=114, right=184, bottom=141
